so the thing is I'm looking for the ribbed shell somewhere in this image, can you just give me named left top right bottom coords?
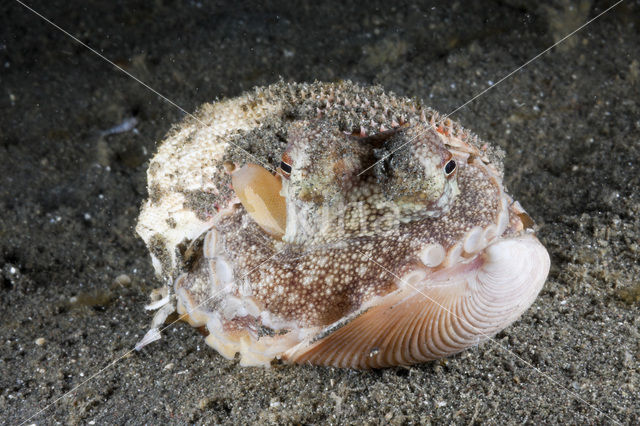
left=285, top=235, right=549, bottom=368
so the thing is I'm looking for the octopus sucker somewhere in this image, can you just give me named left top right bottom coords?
left=136, top=81, right=550, bottom=368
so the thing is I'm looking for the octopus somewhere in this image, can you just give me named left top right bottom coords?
left=135, top=81, right=550, bottom=368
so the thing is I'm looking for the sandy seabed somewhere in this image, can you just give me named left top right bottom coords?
left=1, top=0, right=639, bottom=424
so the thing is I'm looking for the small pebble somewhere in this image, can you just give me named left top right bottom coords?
left=114, top=274, right=132, bottom=286
left=269, top=398, right=281, bottom=408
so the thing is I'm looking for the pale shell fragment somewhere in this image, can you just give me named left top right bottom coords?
left=231, top=164, right=286, bottom=238
left=135, top=328, right=162, bottom=351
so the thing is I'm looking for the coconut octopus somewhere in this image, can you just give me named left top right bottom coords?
left=136, top=81, right=549, bottom=368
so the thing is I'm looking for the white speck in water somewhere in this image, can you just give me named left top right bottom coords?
left=100, top=116, right=138, bottom=137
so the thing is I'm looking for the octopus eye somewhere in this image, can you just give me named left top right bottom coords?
left=279, top=161, right=292, bottom=176
left=444, top=159, right=457, bottom=177
left=277, top=152, right=293, bottom=179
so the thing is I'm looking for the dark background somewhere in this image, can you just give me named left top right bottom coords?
left=1, top=0, right=639, bottom=423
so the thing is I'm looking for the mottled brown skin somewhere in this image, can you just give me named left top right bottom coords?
left=193, top=118, right=493, bottom=328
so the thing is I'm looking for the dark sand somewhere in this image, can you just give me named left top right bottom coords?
left=1, top=0, right=639, bottom=424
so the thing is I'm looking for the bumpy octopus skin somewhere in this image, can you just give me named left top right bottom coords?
left=136, top=81, right=550, bottom=368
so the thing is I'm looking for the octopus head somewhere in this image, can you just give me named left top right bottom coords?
left=232, top=119, right=460, bottom=244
